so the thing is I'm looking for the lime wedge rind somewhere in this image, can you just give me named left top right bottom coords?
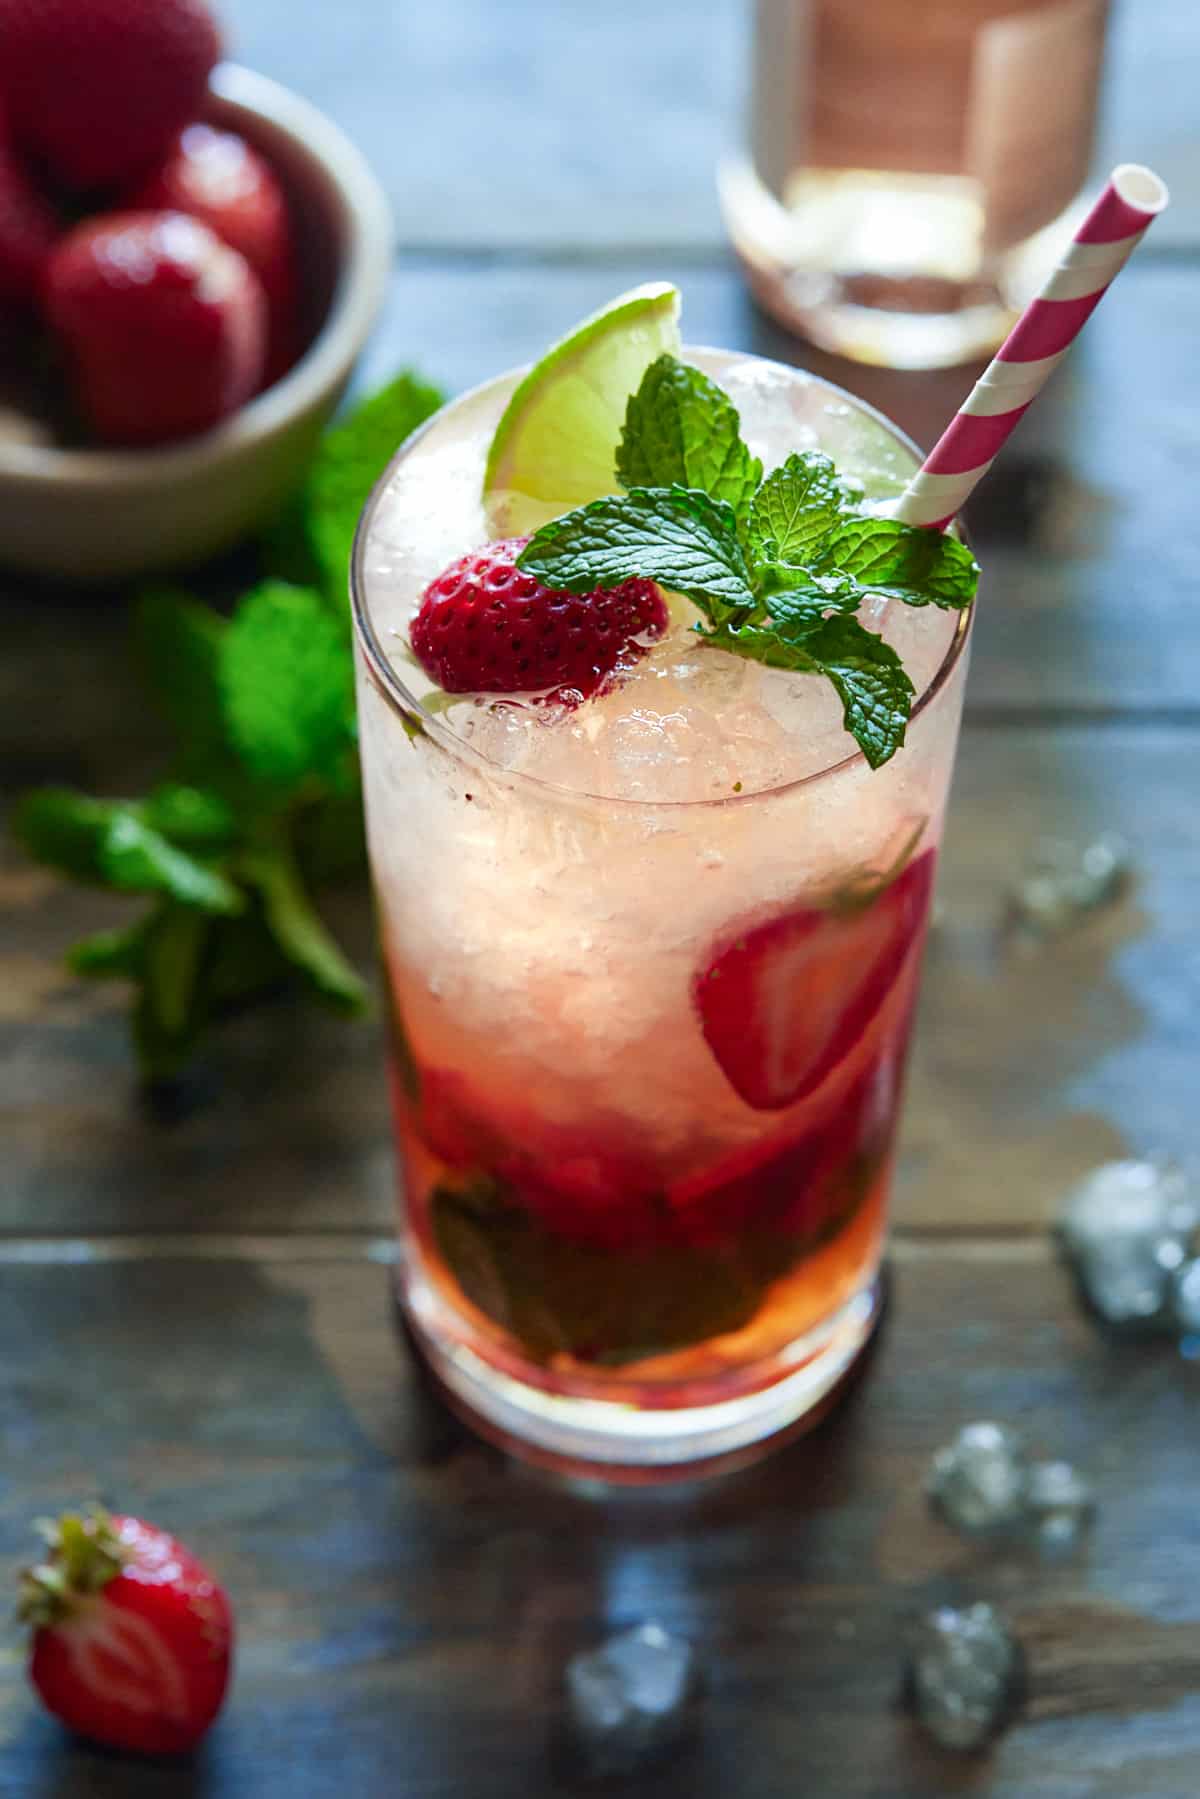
left=483, top=282, right=681, bottom=536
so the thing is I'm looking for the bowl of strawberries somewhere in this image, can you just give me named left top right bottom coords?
left=0, top=0, right=392, bottom=581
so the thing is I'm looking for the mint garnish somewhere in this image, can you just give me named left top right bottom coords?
left=747, top=451, right=856, bottom=569
left=811, top=514, right=979, bottom=608
left=701, top=612, right=915, bottom=773
left=615, top=353, right=762, bottom=527
left=517, top=485, right=756, bottom=619
left=11, top=367, right=444, bottom=1081
left=518, top=354, right=979, bottom=769
left=220, top=581, right=354, bottom=786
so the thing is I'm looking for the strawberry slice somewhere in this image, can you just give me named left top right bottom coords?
left=693, top=848, right=936, bottom=1111
left=669, top=1049, right=898, bottom=1248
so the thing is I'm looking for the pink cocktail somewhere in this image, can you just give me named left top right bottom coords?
left=352, top=347, right=970, bottom=1476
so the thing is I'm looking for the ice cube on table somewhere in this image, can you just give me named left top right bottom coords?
left=1056, top=1160, right=1199, bottom=1332
left=564, top=1623, right=700, bottom=1778
left=1171, top=1258, right=1200, bottom=1343
left=1027, top=1460, right=1095, bottom=1557
left=906, top=1603, right=1023, bottom=1751
left=1008, top=833, right=1130, bottom=934
left=927, top=1422, right=1030, bottom=1536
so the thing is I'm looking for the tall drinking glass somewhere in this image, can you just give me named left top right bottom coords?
left=351, top=349, right=971, bottom=1478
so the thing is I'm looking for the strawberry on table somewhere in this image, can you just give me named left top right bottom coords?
left=128, top=124, right=300, bottom=382
left=411, top=538, right=668, bottom=701
left=693, top=848, right=936, bottom=1111
left=45, top=209, right=267, bottom=446
left=0, top=112, right=59, bottom=309
left=0, top=0, right=222, bottom=191
left=18, top=1509, right=232, bottom=1756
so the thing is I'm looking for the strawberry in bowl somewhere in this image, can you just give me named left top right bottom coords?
left=45, top=210, right=268, bottom=447
left=0, top=0, right=221, bottom=192
left=127, top=123, right=301, bottom=382
left=0, top=53, right=391, bottom=577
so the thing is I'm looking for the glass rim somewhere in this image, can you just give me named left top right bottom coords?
left=350, top=349, right=974, bottom=813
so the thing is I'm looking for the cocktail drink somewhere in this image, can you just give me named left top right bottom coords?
left=351, top=289, right=974, bottom=1475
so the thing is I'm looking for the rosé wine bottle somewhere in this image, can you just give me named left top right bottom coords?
left=351, top=349, right=970, bottom=1478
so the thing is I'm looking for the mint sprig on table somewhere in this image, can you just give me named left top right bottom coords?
left=12, top=372, right=443, bottom=1082
left=520, top=354, right=978, bottom=769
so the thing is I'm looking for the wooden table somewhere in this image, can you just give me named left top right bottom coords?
left=3, top=2, right=1199, bottom=1791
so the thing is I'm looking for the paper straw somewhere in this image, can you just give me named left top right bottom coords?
left=893, top=165, right=1169, bottom=530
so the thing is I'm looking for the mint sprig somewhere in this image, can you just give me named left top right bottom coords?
left=615, top=354, right=762, bottom=528
left=517, top=486, right=756, bottom=619
left=11, top=369, right=444, bottom=1082
left=747, top=451, right=857, bottom=569
left=518, top=355, right=978, bottom=769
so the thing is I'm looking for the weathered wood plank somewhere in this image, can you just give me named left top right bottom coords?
left=1, top=1249, right=1198, bottom=1796
left=1, top=725, right=1196, bottom=1238
left=221, top=0, right=1200, bottom=253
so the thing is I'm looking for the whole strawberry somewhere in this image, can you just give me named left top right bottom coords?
left=45, top=210, right=267, bottom=446
left=0, top=0, right=222, bottom=191
left=128, top=124, right=300, bottom=381
left=18, top=1509, right=233, bottom=1756
left=411, top=538, right=668, bottom=699
left=0, top=118, right=58, bottom=309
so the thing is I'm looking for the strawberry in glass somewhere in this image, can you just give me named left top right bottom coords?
left=351, top=285, right=976, bottom=1476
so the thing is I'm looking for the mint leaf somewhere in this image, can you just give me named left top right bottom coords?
left=12, top=789, right=120, bottom=881
left=203, top=908, right=292, bottom=1010
left=747, top=452, right=848, bottom=570
left=67, top=922, right=149, bottom=979
left=242, top=841, right=367, bottom=1013
left=803, top=615, right=915, bottom=769
left=698, top=612, right=914, bottom=769
left=616, top=355, right=762, bottom=527
left=699, top=617, right=822, bottom=675
left=765, top=570, right=864, bottom=618
left=13, top=789, right=240, bottom=910
left=142, top=784, right=235, bottom=851
left=133, top=590, right=229, bottom=760
left=307, top=371, right=444, bottom=603
left=220, top=582, right=354, bottom=786
left=519, top=486, right=756, bottom=620
left=133, top=905, right=211, bottom=1078
left=101, top=813, right=243, bottom=914
left=815, top=516, right=978, bottom=609
left=431, top=1177, right=763, bottom=1364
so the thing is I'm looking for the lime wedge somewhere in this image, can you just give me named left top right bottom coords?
left=483, top=282, right=681, bottom=535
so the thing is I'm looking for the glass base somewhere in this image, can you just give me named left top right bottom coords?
left=399, top=1255, right=884, bottom=1483
left=719, top=155, right=1090, bottom=370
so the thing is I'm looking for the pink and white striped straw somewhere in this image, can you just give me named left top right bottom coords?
left=893, top=164, right=1169, bottom=531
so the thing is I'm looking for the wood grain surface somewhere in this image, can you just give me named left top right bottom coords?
left=3, top=1253, right=1200, bottom=1798
left=1, top=0, right=1198, bottom=1792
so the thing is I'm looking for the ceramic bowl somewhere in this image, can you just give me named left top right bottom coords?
left=0, top=63, right=393, bottom=582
